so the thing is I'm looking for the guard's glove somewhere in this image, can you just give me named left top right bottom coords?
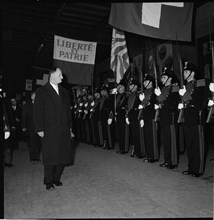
left=125, top=117, right=130, bottom=125
left=154, top=104, right=159, bottom=110
left=140, top=119, right=144, bottom=128
left=139, top=93, right=145, bottom=101
left=179, top=86, right=186, bottom=96
left=111, top=88, right=117, bottom=94
left=5, top=131, right=10, bottom=139
left=208, top=99, right=214, bottom=107
left=209, top=82, right=214, bottom=92
left=138, top=104, right=143, bottom=109
left=154, top=87, right=161, bottom=96
left=178, top=103, right=184, bottom=109
left=91, top=101, right=95, bottom=106
left=107, top=118, right=113, bottom=125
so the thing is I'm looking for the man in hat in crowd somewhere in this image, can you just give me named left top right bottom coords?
left=154, top=68, right=180, bottom=169
left=178, top=61, right=208, bottom=177
left=10, top=97, right=22, bottom=150
left=34, top=67, right=75, bottom=190
left=3, top=92, right=15, bottom=167
left=22, top=91, right=41, bottom=163
left=139, top=74, right=159, bottom=163
left=126, top=79, right=144, bottom=159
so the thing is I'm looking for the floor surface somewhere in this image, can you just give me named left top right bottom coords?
left=4, top=141, right=214, bottom=218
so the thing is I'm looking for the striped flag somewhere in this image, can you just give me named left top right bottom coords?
left=110, top=28, right=130, bottom=83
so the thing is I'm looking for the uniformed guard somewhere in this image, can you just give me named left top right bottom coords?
left=126, top=79, right=144, bottom=158
left=75, top=96, right=82, bottom=141
left=83, top=92, right=93, bottom=144
left=99, top=85, right=115, bottom=150
left=155, top=68, right=180, bottom=169
left=115, top=83, right=128, bottom=154
left=178, top=61, right=208, bottom=177
left=89, top=89, right=102, bottom=147
left=139, top=74, right=159, bottom=163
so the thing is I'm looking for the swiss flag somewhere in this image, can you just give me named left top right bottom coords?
left=109, top=3, right=193, bottom=42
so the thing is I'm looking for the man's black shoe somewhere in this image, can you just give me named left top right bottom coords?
left=148, top=159, right=159, bottom=163
left=5, top=163, right=14, bottom=167
left=120, top=151, right=126, bottom=154
left=159, top=163, right=168, bottom=167
left=182, top=170, right=193, bottom=175
left=53, top=181, right=63, bottom=186
left=136, top=155, right=144, bottom=159
left=167, top=165, right=177, bottom=169
left=192, top=173, right=202, bottom=177
left=46, top=183, right=54, bottom=190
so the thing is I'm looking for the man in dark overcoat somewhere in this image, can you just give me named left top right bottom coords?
left=22, top=91, right=41, bottom=163
left=34, top=67, right=74, bottom=190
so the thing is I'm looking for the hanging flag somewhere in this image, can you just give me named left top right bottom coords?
left=110, top=28, right=130, bottom=84
left=109, top=3, right=193, bottom=42
left=53, top=35, right=97, bottom=85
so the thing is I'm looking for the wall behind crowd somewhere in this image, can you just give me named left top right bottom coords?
left=3, top=3, right=214, bottom=100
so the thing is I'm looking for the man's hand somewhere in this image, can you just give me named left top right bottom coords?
left=154, top=104, right=159, bottom=110
left=15, top=117, right=20, bottom=122
left=125, top=117, right=130, bottom=125
left=139, top=93, right=145, bottom=101
left=138, top=104, right=143, bottom=109
left=111, top=88, right=117, bottom=94
left=178, top=103, right=184, bottom=109
left=179, top=86, right=186, bottom=96
left=5, top=131, right=10, bottom=139
left=209, top=82, right=214, bottom=92
left=208, top=99, right=214, bottom=107
left=154, top=87, right=161, bottom=96
left=70, top=129, right=75, bottom=138
left=37, top=131, right=44, bottom=138
left=22, top=128, right=27, bottom=132
left=107, top=118, right=113, bottom=125
left=140, top=119, right=144, bottom=128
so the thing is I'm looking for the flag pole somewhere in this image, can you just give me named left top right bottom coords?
left=114, top=55, right=117, bottom=122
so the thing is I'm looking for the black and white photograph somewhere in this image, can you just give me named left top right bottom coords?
left=1, top=1, right=214, bottom=219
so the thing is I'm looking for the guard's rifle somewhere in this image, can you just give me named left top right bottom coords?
left=153, top=61, right=160, bottom=122
left=137, top=71, right=144, bottom=120
left=206, top=40, right=214, bottom=123
left=177, top=56, right=185, bottom=123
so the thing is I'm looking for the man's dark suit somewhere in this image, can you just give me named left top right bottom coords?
left=22, top=101, right=41, bottom=161
left=34, top=82, right=73, bottom=185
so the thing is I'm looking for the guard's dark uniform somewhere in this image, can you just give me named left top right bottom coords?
left=89, top=95, right=101, bottom=147
left=127, top=90, right=144, bottom=158
left=99, top=90, right=115, bottom=149
left=157, top=69, right=180, bottom=168
left=139, top=88, right=159, bottom=162
left=116, top=91, right=128, bottom=154
left=83, top=99, right=91, bottom=144
left=75, top=97, right=84, bottom=142
left=181, top=79, right=207, bottom=175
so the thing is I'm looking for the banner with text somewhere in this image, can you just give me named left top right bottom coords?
left=53, top=35, right=97, bottom=85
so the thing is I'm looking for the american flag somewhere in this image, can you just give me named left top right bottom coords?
left=110, top=28, right=130, bottom=83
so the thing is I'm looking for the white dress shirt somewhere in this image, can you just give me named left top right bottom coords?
left=50, top=82, right=59, bottom=95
